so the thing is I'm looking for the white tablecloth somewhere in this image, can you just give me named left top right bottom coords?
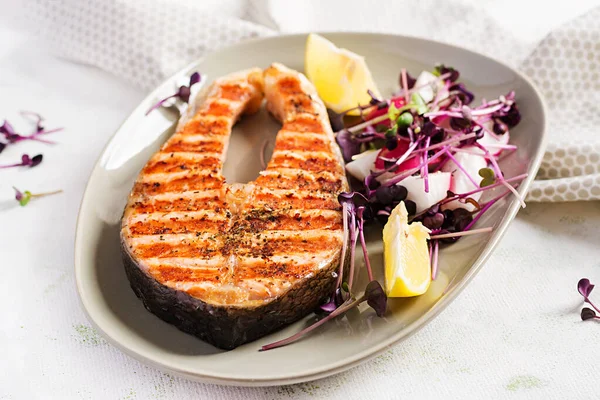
left=1, top=7, right=600, bottom=400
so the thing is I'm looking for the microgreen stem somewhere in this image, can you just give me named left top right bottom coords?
left=413, top=132, right=478, bottom=154
left=441, top=173, right=528, bottom=203
left=429, top=227, right=493, bottom=240
left=0, top=162, right=22, bottom=169
left=30, top=189, right=63, bottom=198
left=444, top=149, right=480, bottom=188
left=423, top=137, right=431, bottom=193
left=347, top=213, right=357, bottom=292
left=357, top=209, right=374, bottom=282
left=586, top=300, right=600, bottom=315
left=259, top=295, right=365, bottom=351
left=382, top=146, right=449, bottom=187
left=145, top=94, right=177, bottom=116
left=345, top=114, right=389, bottom=134
left=401, top=68, right=410, bottom=104
left=335, top=203, right=350, bottom=294
left=395, top=72, right=452, bottom=99
left=374, top=137, right=422, bottom=176
left=461, top=189, right=511, bottom=232
left=585, top=299, right=600, bottom=314
left=431, top=240, right=439, bottom=279
left=474, top=143, right=526, bottom=208
left=348, top=227, right=358, bottom=292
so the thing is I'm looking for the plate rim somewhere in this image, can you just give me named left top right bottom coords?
left=74, top=31, right=548, bottom=386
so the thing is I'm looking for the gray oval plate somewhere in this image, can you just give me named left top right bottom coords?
left=74, top=33, right=547, bottom=386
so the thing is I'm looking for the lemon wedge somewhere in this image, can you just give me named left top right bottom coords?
left=305, top=33, right=381, bottom=115
left=382, top=202, right=432, bottom=297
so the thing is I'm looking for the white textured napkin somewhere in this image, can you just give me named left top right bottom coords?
left=17, top=0, right=600, bottom=202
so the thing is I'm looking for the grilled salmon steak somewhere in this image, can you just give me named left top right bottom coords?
left=121, top=63, right=348, bottom=349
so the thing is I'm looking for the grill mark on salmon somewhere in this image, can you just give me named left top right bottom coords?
left=281, top=116, right=326, bottom=133
left=239, top=209, right=341, bottom=231
left=179, top=117, right=230, bottom=136
left=128, top=218, right=228, bottom=236
left=275, top=133, right=331, bottom=152
left=142, top=155, right=222, bottom=175
left=268, top=151, right=342, bottom=173
left=134, top=174, right=224, bottom=194
left=134, top=241, right=222, bottom=259
left=255, top=170, right=343, bottom=192
left=148, top=265, right=227, bottom=284
left=121, top=64, right=349, bottom=349
left=128, top=194, right=226, bottom=214
left=162, top=139, right=224, bottom=154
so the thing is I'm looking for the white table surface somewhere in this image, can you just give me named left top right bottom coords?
left=1, top=24, right=600, bottom=400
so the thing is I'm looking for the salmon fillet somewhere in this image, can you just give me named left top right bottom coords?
left=121, top=63, right=348, bottom=349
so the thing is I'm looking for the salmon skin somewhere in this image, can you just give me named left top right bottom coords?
left=121, top=64, right=348, bottom=349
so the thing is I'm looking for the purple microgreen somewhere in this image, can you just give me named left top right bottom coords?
left=367, top=89, right=383, bottom=105
left=0, top=114, right=61, bottom=149
left=0, top=153, right=43, bottom=169
left=423, top=212, right=445, bottom=229
left=336, top=129, right=362, bottom=162
left=448, top=83, right=474, bottom=105
left=433, top=64, right=459, bottom=82
left=319, top=297, right=338, bottom=313
left=146, top=72, right=202, bottom=115
left=429, top=226, right=493, bottom=240
left=260, top=297, right=358, bottom=351
left=327, top=109, right=347, bottom=132
left=478, top=167, right=496, bottom=187
left=578, top=278, right=595, bottom=298
left=375, top=185, right=408, bottom=205
left=20, top=111, right=44, bottom=133
left=581, top=308, right=599, bottom=321
left=364, top=280, right=387, bottom=317
left=188, top=72, right=201, bottom=86
left=12, top=186, right=62, bottom=206
left=498, top=102, right=521, bottom=128
left=1, top=120, right=17, bottom=137
left=261, top=280, right=387, bottom=351
left=578, top=278, right=600, bottom=314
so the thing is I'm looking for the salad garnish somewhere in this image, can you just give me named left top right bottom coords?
left=0, top=111, right=62, bottom=152
left=0, top=153, right=43, bottom=169
left=145, top=72, right=201, bottom=115
left=13, top=187, right=62, bottom=207
left=261, top=61, right=527, bottom=351
left=578, top=278, right=600, bottom=322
